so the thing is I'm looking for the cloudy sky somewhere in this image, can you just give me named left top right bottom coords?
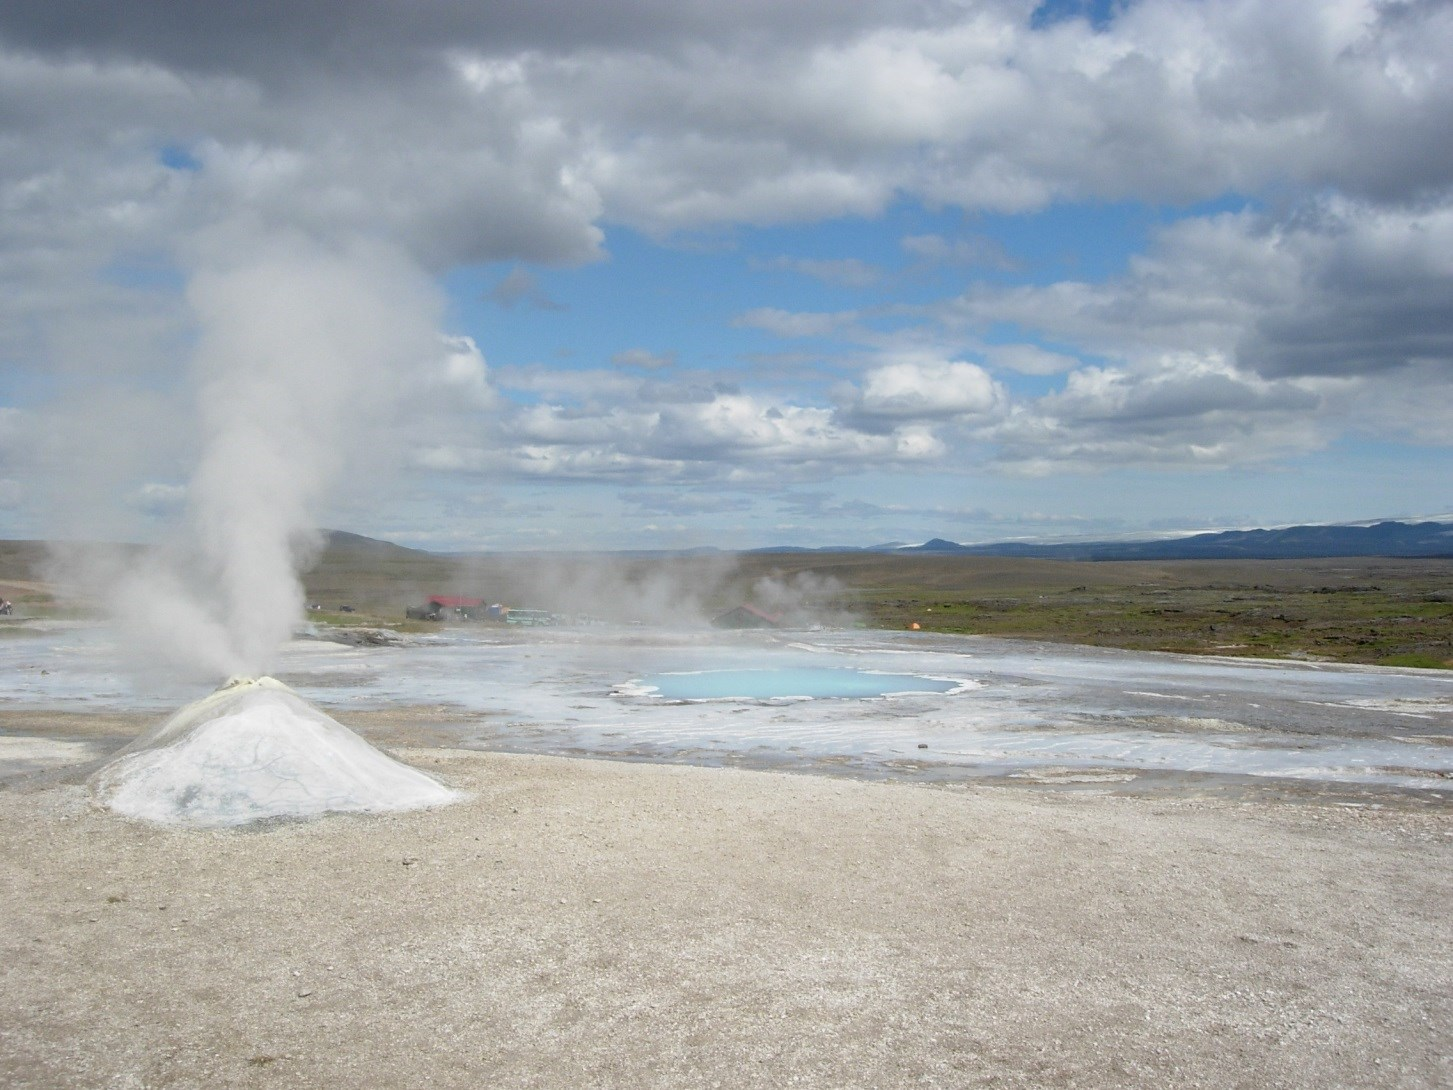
left=2, top=0, right=1451, bottom=551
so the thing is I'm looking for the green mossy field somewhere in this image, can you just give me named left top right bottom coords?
left=716, top=552, right=1453, bottom=668
left=3, top=538, right=1449, bottom=668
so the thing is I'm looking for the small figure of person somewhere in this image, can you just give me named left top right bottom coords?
left=0, top=599, right=12, bottom=615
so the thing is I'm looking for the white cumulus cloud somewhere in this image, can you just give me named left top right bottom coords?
left=852, top=357, right=1004, bottom=423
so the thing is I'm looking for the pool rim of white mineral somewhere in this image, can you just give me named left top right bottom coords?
left=612, top=666, right=978, bottom=702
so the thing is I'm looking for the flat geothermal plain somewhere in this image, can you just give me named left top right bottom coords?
left=1, top=609, right=1450, bottom=1086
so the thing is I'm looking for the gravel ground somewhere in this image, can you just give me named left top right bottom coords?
left=2, top=741, right=1451, bottom=1089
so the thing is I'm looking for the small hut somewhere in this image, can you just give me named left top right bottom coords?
left=407, top=595, right=485, bottom=621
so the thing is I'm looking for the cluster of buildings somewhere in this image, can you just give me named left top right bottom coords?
left=405, top=596, right=557, bottom=626
left=407, top=595, right=786, bottom=629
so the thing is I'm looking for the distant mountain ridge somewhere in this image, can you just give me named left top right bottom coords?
left=321, top=520, right=1453, bottom=561
left=892, top=520, right=1453, bottom=561
left=322, top=530, right=431, bottom=558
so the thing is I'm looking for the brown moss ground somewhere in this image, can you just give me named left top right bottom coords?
left=3, top=539, right=1449, bottom=668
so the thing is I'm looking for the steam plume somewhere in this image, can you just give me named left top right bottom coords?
left=101, top=227, right=440, bottom=680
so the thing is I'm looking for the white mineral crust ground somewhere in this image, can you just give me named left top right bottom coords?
left=1, top=623, right=1451, bottom=1087
left=2, top=621, right=1451, bottom=794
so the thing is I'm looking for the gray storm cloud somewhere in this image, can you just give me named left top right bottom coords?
left=5, top=0, right=1450, bottom=265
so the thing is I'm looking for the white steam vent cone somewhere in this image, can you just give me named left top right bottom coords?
left=92, top=677, right=461, bottom=828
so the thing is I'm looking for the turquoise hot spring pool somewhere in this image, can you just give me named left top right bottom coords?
left=625, top=667, right=967, bottom=701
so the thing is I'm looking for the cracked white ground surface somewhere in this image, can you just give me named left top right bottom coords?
left=2, top=621, right=1450, bottom=794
